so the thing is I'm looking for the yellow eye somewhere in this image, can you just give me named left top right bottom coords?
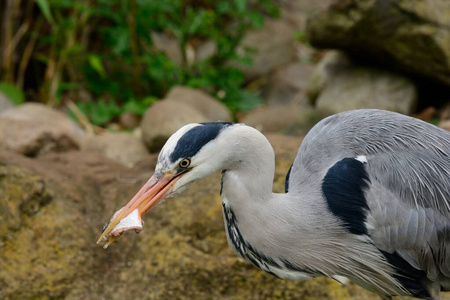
left=179, top=158, right=191, bottom=168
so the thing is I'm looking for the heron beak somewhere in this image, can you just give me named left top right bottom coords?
left=96, top=171, right=183, bottom=248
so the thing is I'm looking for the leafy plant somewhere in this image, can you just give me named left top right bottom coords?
left=0, top=82, right=25, bottom=105
left=70, top=99, right=121, bottom=126
left=2, top=0, right=280, bottom=125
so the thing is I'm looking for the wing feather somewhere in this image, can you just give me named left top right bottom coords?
left=288, top=109, right=450, bottom=286
left=365, top=153, right=450, bottom=282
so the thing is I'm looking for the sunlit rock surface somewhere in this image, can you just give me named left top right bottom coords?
left=165, top=86, right=232, bottom=122
left=141, top=100, right=208, bottom=152
left=80, top=132, right=148, bottom=167
left=0, top=103, right=83, bottom=156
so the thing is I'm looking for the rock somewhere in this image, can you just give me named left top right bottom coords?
left=141, top=100, right=208, bottom=152
left=0, top=165, right=52, bottom=237
left=132, top=126, right=143, bottom=140
left=235, top=19, right=297, bottom=79
left=119, top=112, right=140, bottom=129
left=151, top=32, right=182, bottom=66
left=264, top=63, right=315, bottom=106
left=0, top=139, right=378, bottom=300
left=0, top=150, right=138, bottom=299
left=166, top=86, right=232, bottom=122
left=80, top=132, right=148, bottom=167
left=0, top=103, right=84, bottom=156
left=195, top=40, right=217, bottom=62
left=307, top=51, right=417, bottom=115
left=439, top=103, right=450, bottom=131
left=279, top=0, right=335, bottom=30
left=440, top=103, right=450, bottom=122
left=439, top=120, right=450, bottom=131
left=242, top=103, right=323, bottom=136
left=306, top=0, right=450, bottom=86
left=0, top=92, right=14, bottom=113
left=414, top=107, right=437, bottom=123
left=306, top=51, right=352, bottom=103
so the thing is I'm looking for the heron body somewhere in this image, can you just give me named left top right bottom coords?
left=98, top=109, right=450, bottom=299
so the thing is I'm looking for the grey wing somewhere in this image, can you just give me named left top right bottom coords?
left=365, top=151, right=450, bottom=282
left=290, top=109, right=450, bottom=215
left=288, top=109, right=450, bottom=284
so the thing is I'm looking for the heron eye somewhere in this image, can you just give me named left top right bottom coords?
left=179, top=158, right=191, bottom=168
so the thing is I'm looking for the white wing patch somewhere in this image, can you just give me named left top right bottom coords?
left=356, top=155, right=368, bottom=164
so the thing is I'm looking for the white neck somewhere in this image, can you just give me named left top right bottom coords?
left=219, top=125, right=275, bottom=206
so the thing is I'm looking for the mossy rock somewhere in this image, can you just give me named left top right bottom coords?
left=306, top=0, right=450, bottom=86
left=0, top=143, right=388, bottom=299
left=0, top=165, right=52, bottom=236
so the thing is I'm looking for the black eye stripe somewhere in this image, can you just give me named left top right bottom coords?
left=170, top=122, right=233, bottom=163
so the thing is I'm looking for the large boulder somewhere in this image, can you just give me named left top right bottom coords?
left=306, top=0, right=450, bottom=86
left=141, top=100, right=208, bottom=152
left=166, top=86, right=232, bottom=122
left=0, top=103, right=84, bottom=156
left=307, top=51, right=417, bottom=115
left=0, top=138, right=378, bottom=299
left=80, top=132, right=149, bottom=167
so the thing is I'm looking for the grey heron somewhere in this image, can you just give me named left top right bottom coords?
left=98, top=109, right=450, bottom=299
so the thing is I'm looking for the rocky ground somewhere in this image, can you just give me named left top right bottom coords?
left=1, top=0, right=450, bottom=299
left=0, top=136, right=381, bottom=300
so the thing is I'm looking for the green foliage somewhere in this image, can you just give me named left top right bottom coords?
left=25, top=0, right=280, bottom=124
left=36, top=0, right=55, bottom=25
left=72, top=99, right=122, bottom=126
left=69, top=96, right=157, bottom=126
left=295, top=30, right=308, bottom=44
left=222, top=88, right=263, bottom=112
left=123, top=97, right=157, bottom=115
left=0, top=83, right=25, bottom=105
left=87, top=55, right=106, bottom=78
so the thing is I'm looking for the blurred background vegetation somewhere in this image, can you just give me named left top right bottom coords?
left=0, top=0, right=281, bottom=124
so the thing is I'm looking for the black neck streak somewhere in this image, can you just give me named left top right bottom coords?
left=222, top=201, right=282, bottom=278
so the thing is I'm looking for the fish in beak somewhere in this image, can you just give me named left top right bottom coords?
left=96, top=171, right=185, bottom=249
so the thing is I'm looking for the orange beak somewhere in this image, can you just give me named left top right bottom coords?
left=96, top=171, right=184, bottom=248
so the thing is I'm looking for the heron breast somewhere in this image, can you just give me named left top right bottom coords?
left=222, top=201, right=314, bottom=280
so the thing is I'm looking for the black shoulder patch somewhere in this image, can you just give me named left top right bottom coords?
left=285, top=164, right=293, bottom=193
left=322, top=158, right=370, bottom=235
left=170, top=122, right=233, bottom=162
left=380, top=250, right=431, bottom=299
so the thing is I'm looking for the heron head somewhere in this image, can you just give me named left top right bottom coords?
left=97, top=122, right=236, bottom=248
